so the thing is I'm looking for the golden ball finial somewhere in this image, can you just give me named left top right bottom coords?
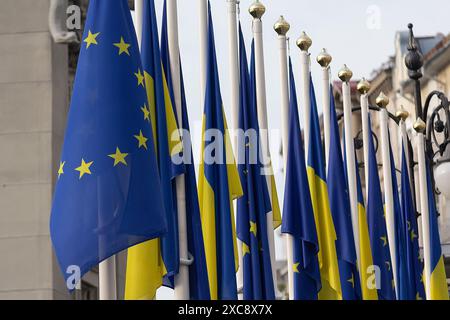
left=296, top=31, right=312, bottom=52
left=338, top=64, right=353, bottom=82
left=317, top=48, right=332, bottom=68
left=357, top=78, right=371, bottom=94
left=249, top=0, right=266, bottom=19
left=413, top=118, right=426, bottom=133
left=396, top=108, right=410, bottom=121
left=274, top=16, right=290, bottom=36
left=376, top=92, right=390, bottom=108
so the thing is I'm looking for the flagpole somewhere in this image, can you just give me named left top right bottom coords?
left=135, top=0, right=144, bottom=50
left=274, top=15, right=293, bottom=300
left=358, top=78, right=371, bottom=200
left=249, top=0, right=278, bottom=296
left=376, top=92, right=399, bottom=298
left=167, top=0, right=190, bottom=300
left=413, top=118, right=432, bottom=299
left=297, top=32, right=312, bottom=160
left=339, top=65, right=362, bottom=276
left=397, top=110, right=412, bottom=181
left=199, top=0, right=208, bottom=101
left=318, top=49, right=332, bottom=170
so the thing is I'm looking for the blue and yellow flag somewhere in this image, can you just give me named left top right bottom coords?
left=400, top=143, right=425, bottom=300
left=366, top=115, right=395, bottom=300
left=236, top=27, right=275, bottom=300
left=327, top=87, right=361, bottom=300
left=50, top=0, right=167, bottom=286
left=160, top=1, right=210, bottom=300
left=198, top=2, right=243, bottom=300
left=307, top=77, right=342, bottom=300
left=425, top=164, right=449, bottom=299
left=281, top=59, right=320, bottom=300
left=388, top=134, right=409, bottom=299
left=125, top=0, right=183, bottom=299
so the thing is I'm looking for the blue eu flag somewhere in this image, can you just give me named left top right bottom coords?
left=50, top=0, right=166, bottom=286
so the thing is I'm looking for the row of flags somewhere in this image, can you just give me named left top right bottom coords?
left=49, top=0, right=448, bottom=300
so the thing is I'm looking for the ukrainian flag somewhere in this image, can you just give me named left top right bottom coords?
left=425, top=164, right=449, bottom=299
left=307, top=77, right=342, bottom=300
left=282, top=59, right=320, bottom=300
left=327, top=87, right=361, bottom=300
left=50, top=0, right=167, bottom=286
left=400, top=142, right=425, bottom=300
left=125, top=0, right=183, bottom=299
left=236, top=26, right=275, bottom=300
left=160, top=1, right=210, bottom=300
left=366, top=115, right=395, bottom=300
left=198, top=2, right=243, bottom=300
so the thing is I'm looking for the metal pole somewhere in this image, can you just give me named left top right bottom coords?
left=358, top=79, right=371, bottom=200
left=198, top=0, right=208, bottom=102
left=318, top=49, right=332, bottom=170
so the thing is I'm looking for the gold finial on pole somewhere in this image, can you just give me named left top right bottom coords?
left=376, top=92, right=390, bottom=108
left=396, top=107, right=410, bottom=121
left=249, top=0, right=266, bottom=19
left=357, top=78, right=371, bottom=94
left=414, top=118, right=426, bottom=133
left=274, top=16, right=290, bottom=36
left=296, top=31, right=312, bottom=52
left=317, top=48, right=332, bottom=68
left=338, top=64, right=353, bottom=82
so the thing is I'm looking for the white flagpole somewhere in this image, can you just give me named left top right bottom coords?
left=318, top=49, right=332, bottom=170
left=135, top=0, right=144, bottom=50
left=199, top=0, right=208, bottom=102
left=226, top=0, right=243, bottom=299
left=397, top=110, right=412, bottom=182
left=99, top=258, right=117, bottom=300
left=249, top=0, right=277, bottom=296
left=339, top=65, right=361, bottom=276
left=167, top=0, right=190, bottom=300
left=358, top=78, right=371, bottom=201
left=414, top=118, right=432, bottom=299
left=376, top=92, right=399, bottom=298
left=274, top=15, right=292, bottom=300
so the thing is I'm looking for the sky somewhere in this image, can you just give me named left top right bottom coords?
left=132, top=0, right=449, bottom=299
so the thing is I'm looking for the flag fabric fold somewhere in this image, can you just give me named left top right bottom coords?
left=50, top=0, right=167, bottom=287
left=236, top=26, right=275, bottom=300
left=198, top=2, right=243, bottom=300
left=327, top=87, right=361, bottom=300
left=307, top=77, right=342, bottom=300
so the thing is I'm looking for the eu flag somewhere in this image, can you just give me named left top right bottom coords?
left=50, top=0, right=167, bottom=286
left=327, top=87, right=361, bottom=300
left=125, top=0, right=183, bottom=299
left=281, top=59, right=320, bottom=300
left=160, top=0, right=210, bottom=300
left=399, top=142, right=425, bottom=300
left=198, top=2, right=243, bottom=300
left=366, top=115, right=395, bottom=300
left=236, top=26, right=275, bottom=300
left=307, top=77, right=342, bottom=300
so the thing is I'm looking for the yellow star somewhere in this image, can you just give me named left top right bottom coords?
left=242, top=243, right=250, bottom=256
left=347, top=274, right=355, bottom=288
left=134, top=130, right=148, bottom=149
left=75, top=158, right=93, bottom=179
left=113, top=37, right=130, bottom=56
left=380, top=236, right=387, bottom=247
left=416, top=292, right=422, bottom=300
left=57, top=161, right=65, bottom=179
left=293, top=263, right=300, bottom=273
left=108, top=147, right=128, bottom=166
left=385, top=261, right=391, bottom=271
left=411, top=230, right=418, bottom=242
left=84, top=30, right=100, bottom=49
left=134, top=69, right=145, bottom=87
left=250, top=221, right=257, bottom=237
left=141, top=104, right=150, bottom=122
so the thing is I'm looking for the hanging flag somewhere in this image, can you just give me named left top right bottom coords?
left=327, top=87, right=361, bottom=300
left=236, top=27, right=275, bottom=300
left=388, top=133, right=409, bottom=299
left=307, top=77, right=342, bottom=300
left=425, top=164, right=449, bottom=299
left=198, top=2, right=243, bottom=300
left=400, top=142, right=425, bottom=300
left=160, top=1, right=210, bottom=300
left=366, top=114, right=395, bottom=300
left=125, top=0, right=183, bottom=299
left=50, top=0, right=167, bottom=287
left=281, top=59, right=321, bottom=300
